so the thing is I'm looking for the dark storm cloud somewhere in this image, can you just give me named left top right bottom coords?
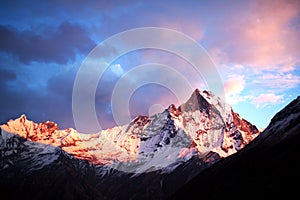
left=43, top=69, right=77, bottom=129
left=0, top=67, right=76, bottom=129
left=0, top=69, right=16, bottom=81
left=45, top=68, right=123, bottom=130
left=0, top=72, right=44, bottom=125
left=0, top=65, right=124, bottom=130
left=0, top=22, right=95, bottom=64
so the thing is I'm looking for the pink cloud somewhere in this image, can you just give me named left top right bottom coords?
left=223, top=75, right=246, bottom=105
left=213, top=0, right=300, bottom=72
left=252, top=93, right=284, bottom=107
left=233, top=64, right=244, bottom=70
left=224, top=75, right=245, bottom=95
left=255, top=73, right=300, bottom=89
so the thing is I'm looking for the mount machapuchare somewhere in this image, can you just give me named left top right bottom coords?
left=171, top=95, right=300, bottom=199
left=1, top=89, right=264, bottom=199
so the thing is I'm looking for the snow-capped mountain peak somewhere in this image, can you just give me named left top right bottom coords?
left=0, top=89, right=265, bottom=199
left=0, top=89, right=260, bottom=173
left=1, top=92, right=299, bottom=200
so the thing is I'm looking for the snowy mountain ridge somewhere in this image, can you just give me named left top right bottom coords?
left=0, top=89, right=260, bottom=173
left=1, top=91, right=299, bottom=200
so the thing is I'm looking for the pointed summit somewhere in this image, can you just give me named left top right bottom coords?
left=179, top=89, right=212, bottom=115
left=20, top=113, right=27, bottom=120
left=193, top=88, right=201, bottom=94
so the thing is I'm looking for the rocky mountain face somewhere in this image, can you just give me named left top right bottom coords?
left=171, top=96, right=300, bottom=199
left=0, top=89, right=261, bottom=199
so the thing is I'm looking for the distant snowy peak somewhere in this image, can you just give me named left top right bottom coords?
left=2, top=114, right=77, bottom=144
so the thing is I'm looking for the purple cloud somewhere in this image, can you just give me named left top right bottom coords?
left=0, top=22, right=95, bottom=64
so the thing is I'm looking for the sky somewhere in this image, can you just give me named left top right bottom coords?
left=0, top=0, right=299, bottom=132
